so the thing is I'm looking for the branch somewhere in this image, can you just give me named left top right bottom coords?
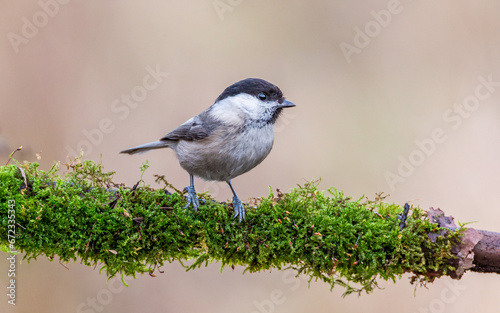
left=474, top=231, right=500, bottom=271
left=0, top=158, right=497, bottom=295
left=426, top=208, right=500, bottom=278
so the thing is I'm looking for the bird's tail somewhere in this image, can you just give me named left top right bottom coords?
left=119, top=140, right=170, bottom=155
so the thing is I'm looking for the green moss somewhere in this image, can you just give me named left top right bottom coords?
left=0, top=159, right=461, bottom=295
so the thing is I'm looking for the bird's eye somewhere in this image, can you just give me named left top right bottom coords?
left=258, top=93, right=267, bottom=100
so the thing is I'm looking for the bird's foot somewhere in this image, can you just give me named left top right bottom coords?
left=232, top=196, right=246, bottom=223
left=183, top=185, right=200, bottom=212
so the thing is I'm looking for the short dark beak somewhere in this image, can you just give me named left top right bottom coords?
left=280, top=100, right=296, bottom=108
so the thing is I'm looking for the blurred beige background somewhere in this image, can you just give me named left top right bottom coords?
left=1, top=0, right=500, bottom=312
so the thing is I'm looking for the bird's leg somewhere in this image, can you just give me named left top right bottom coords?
left=227, top=180, right=245, bottom=223
left=183, top=174, right=200, bottom=212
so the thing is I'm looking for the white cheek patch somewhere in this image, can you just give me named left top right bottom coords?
left=210, top=100, right=244, bottom=125
left=210, top=93, right=275, bottom=124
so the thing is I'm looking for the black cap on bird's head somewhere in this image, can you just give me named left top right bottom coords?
left=215, top=78, right=295, bottom=108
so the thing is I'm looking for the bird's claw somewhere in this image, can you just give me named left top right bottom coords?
left=183, top=185, right=200, bottom=212
left=232, top=196, right=246, bottom=223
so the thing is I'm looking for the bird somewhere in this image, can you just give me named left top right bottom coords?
left=120, top=78, right=295, bottom=222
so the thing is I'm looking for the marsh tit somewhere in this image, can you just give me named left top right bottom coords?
left=120, top=78, right=295, bottom=222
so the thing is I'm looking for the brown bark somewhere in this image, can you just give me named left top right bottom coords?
left=428, top=208, right=500, bottom=277
left=472, top=230, right=500, bottom=274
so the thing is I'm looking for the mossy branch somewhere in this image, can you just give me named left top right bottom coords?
left=0, top=158, right=479, bottom=295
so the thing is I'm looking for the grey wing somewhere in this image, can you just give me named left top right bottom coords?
left=160, top=111, right=215, bottom=141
